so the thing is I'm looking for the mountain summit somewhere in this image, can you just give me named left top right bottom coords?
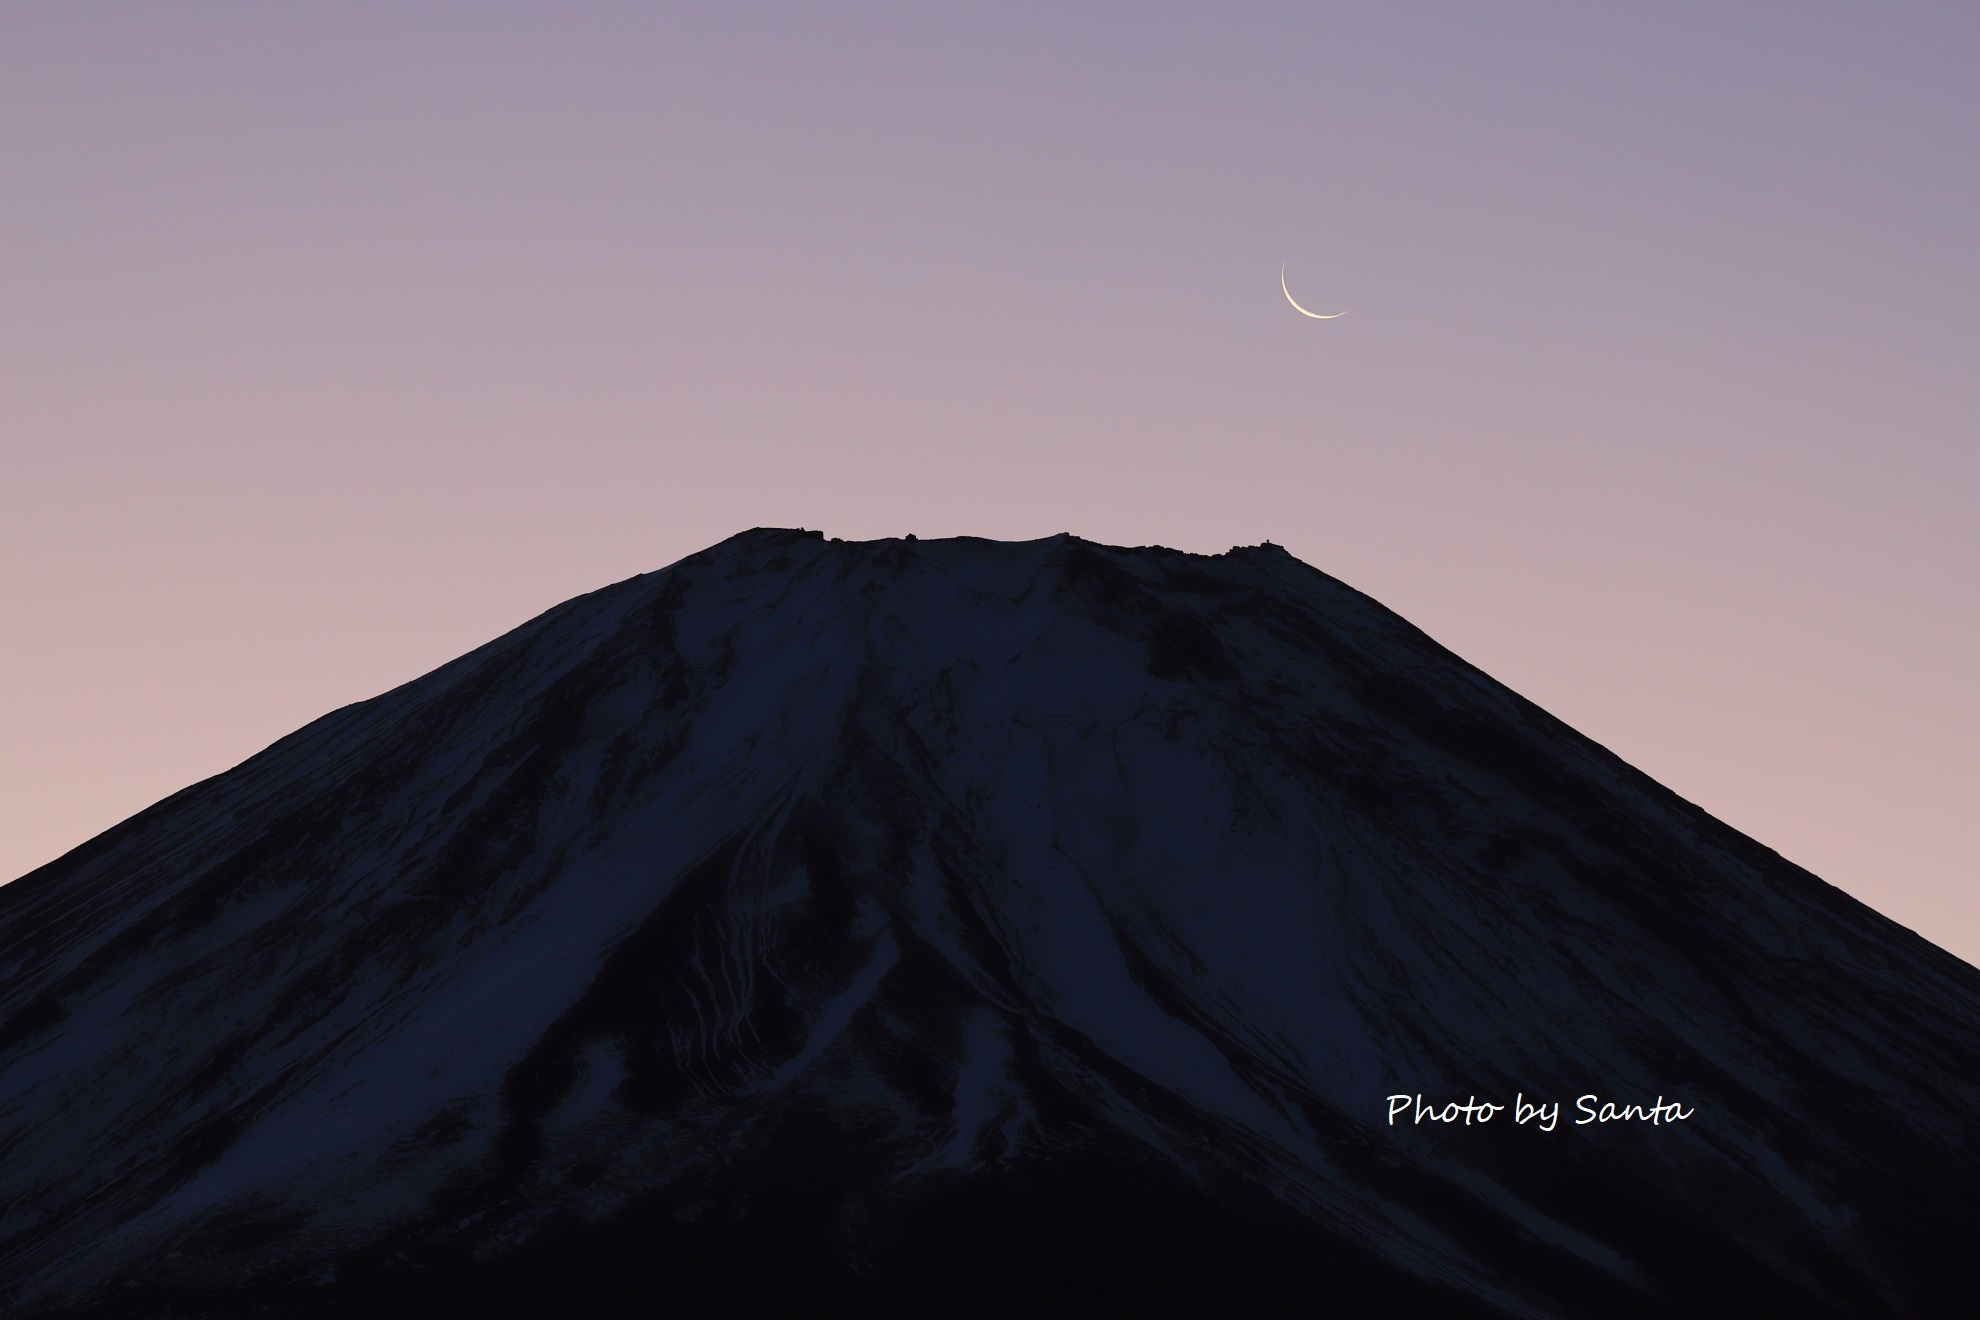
left=3, top=529, right=1975, bottom=1317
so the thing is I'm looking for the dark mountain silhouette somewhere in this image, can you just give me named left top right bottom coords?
left=2, top=529, right=1975, bottom=1318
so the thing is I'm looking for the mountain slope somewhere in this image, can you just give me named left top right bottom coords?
left=2, top=528, right=1975, bottom=1317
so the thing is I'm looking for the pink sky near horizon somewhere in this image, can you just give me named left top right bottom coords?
left=3, top=4, right=1976, bottom=963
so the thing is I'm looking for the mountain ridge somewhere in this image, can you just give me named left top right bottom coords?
left=2, top=528, right=1974, bottom=1317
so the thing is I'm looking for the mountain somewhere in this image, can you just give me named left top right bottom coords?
left=2, top=528, right=1975, bottom=1318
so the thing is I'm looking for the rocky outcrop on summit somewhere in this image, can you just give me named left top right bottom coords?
left=2, top=529, right=1976, bottom=1317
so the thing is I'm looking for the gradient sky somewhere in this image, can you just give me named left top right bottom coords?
left=3, top=4, right=1975, bottom=963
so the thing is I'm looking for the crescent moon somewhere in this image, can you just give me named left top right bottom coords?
left=1281, top=265, right=1348, bottom=319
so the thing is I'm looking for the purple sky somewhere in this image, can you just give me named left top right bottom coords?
left=4, top=4, right=1975, bottom=963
